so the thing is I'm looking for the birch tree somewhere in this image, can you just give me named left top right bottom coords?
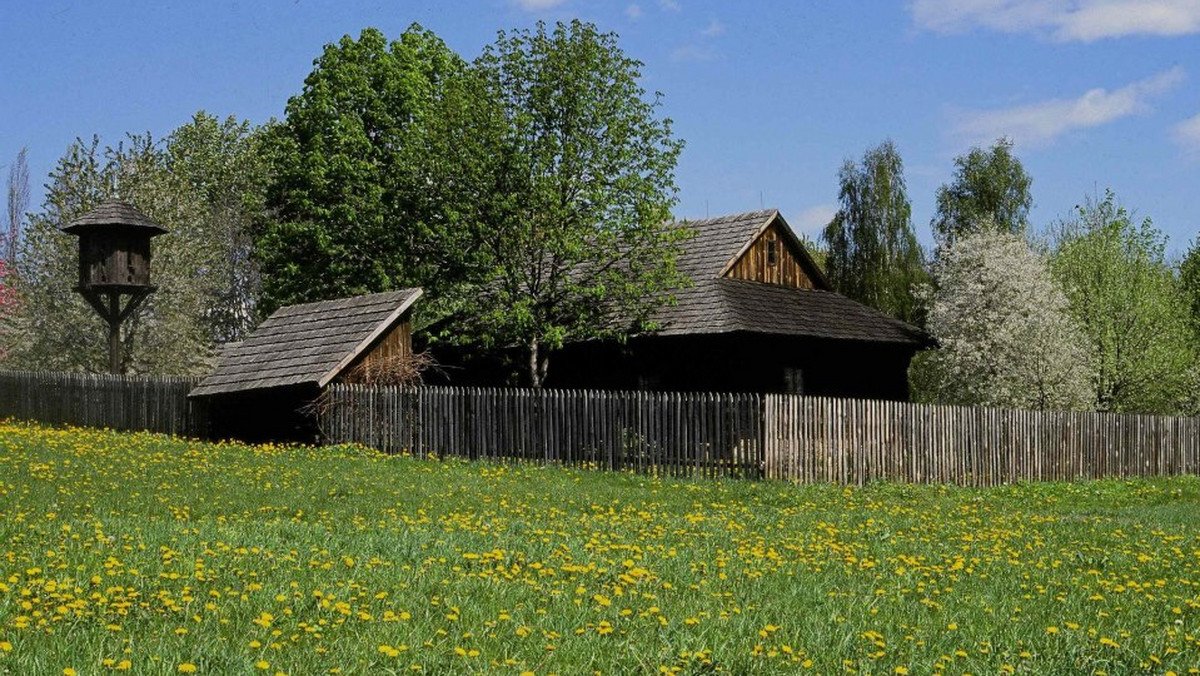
left=822, top=140, right=927, bottom=325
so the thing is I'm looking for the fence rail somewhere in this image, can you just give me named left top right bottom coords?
left=325, top=384, right=1200, bottom=485
left=0, top=370, right=204, bottom=437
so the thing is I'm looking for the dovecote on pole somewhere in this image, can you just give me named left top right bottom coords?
left=62, top=199, right=167, bottom=374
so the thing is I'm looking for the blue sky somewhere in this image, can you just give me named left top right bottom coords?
left=2, top=0, right=1198, bottom=253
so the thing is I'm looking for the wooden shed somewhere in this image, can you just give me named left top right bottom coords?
left=190, top=289, right=422, bottom=441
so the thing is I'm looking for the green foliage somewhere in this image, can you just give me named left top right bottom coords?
left=6, top=113, right=272, bottom=374
left=4, top=422, right=1200, bottom=674
left=256, top=23, right=685, bottom=386
left=258, top=26, right=470, bottom=315
left=821, top=140, right=927, bottom=325
left=1049, top=191, right=1195, bottom=414
left=1181, top=238, right=1200, bottom=343
left=463, top=20, right=687, bottom=386
left=163, top=114, right=274, bottom=343
left=932, top=138, right=1032, bottom=245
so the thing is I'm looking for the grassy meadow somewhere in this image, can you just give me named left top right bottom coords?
left=0, top=422, right=1198, bottom=674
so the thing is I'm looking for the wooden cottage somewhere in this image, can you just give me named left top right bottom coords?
left=190, top=289, right=422, bottom=441
left=536, top=209, right=931, bottom=398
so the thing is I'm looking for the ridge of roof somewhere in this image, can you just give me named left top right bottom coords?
left=671, top=209, right=778, bottom=280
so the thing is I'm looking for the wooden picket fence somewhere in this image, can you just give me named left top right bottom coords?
left=323, top=384, right=1200, bottom=485
left=763, top=396, right=1200, bottom=485
left=0, top=370, right=204, bottom=437
left=1, top=370, right=1197, bottom=486
left=321, top=385, right=764, bottom=478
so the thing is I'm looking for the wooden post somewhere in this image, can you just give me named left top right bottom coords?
left=107, top=292, right=122, bottom=375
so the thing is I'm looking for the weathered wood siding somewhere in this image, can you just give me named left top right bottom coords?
left=343, top=317, right=413, bottom=383
left=80, top=232, right=152, bottom=287
left=724, top=221, right=817, bottom=288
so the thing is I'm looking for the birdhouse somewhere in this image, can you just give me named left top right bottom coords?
left=62, top=199, right=167, bottom=292
left=62, top=199, right=167, bottom=374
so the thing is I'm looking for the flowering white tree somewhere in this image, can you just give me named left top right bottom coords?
left=913, top=227, right=1095, bottom=410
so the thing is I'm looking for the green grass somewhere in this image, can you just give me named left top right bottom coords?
left=1, top=421, right=1198, bottom=675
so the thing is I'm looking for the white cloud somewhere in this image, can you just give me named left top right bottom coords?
left=625, top=3, right=643, bottom=19
left=660, top=0, right=681, bottom=10
left=671, top=15, right=725, bottom=61
left=701, top=19, right=725, bottom=37
left=1174, top=112, right=1200, bottom=155
left=911, top=0, right=1200, bottom=42
left=670, top=44, right=716, bottom=62
left=950, top=67, right=1186, bottom=148
left=793, top=204, right=838, bottom=235
left=511, top=0, right=566, bottom=10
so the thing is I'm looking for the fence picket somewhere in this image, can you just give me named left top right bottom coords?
left=3, top=369, right=1199, bottom=486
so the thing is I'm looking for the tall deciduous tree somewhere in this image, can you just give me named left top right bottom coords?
left=1049, top=191, right=1195, bottom=414
left=258, top=25, right=468, bottom=315
left=1181, top=238, right=1200, bottom=342
left=912, top=227, right=1094, bottom=410
left=8, top=113, right=272, bottom=374
left=165, top=114, right=273, bottom=343
left=932, top=138, right=1032, bottom=246
left=0, top=147, right=26, bottom=346
left=1180, top=240, right=1200, bottom=414
left=5, top=147, right=29, bottom=263
left=465, top=20, right=687, bottom=387
left=821, top=140, right=927, bottom=325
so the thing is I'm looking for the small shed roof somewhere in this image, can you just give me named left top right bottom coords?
left=62, top=199, right=167, bottom=235
left=190, top=289, right=422, bottom=397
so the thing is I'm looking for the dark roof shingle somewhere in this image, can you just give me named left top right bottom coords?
left=62, top=199, right=168, bottom=235
left=673, top=209, right=777, bottom=279
left=190, top=289, right=422, bottom=396
left=650, top=278, right=926, bottom=344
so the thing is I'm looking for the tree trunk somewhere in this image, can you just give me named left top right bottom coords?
left=528, top=339, right=543, bottom=389
left=528, top=339, right=551, bottom=389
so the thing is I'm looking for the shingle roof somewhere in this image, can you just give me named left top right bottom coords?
left=189, top=289, right=422, bottom=397
left=62, top=199, right=168, bottom=235
left=651, top=278, right=927, bottom=344
left=650, top=210, right=928, bottom=346
left=674, top=209, right=777, bottom=280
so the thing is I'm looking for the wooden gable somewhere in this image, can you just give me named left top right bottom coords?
left=721, top=215, right=829, bottom=290
left=339, top=313, right=414, bottom=384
